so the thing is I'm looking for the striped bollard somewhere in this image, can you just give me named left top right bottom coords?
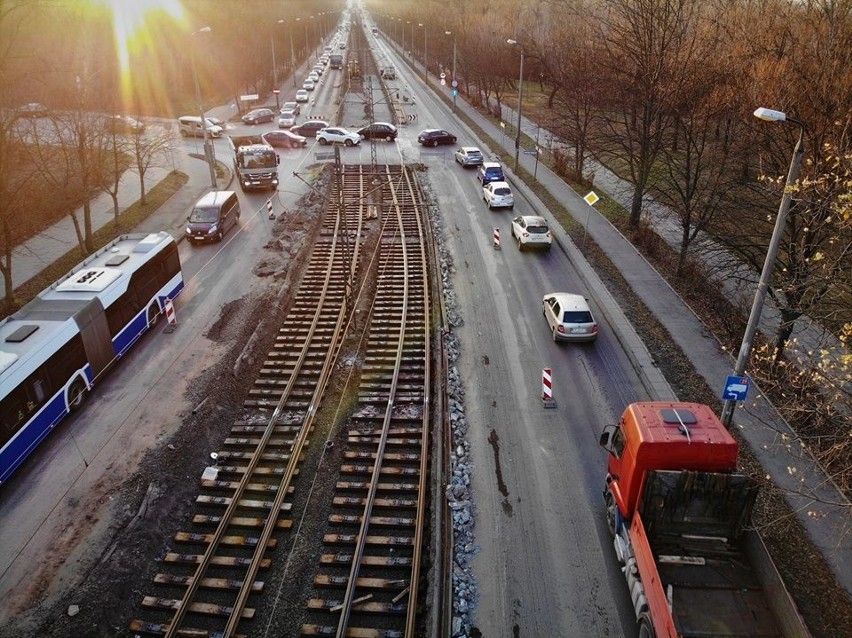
left=163, top=298, right=177, bottom=333
left=267, top=199, right=275, bottom=219
left=542, top=367, right=556, bottom=408
left=493, top=227, right=501, bottom=250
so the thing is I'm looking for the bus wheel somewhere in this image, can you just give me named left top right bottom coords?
left=68, top=379, right=88, bottom=412
left=147, top=303, right=160, bottom=328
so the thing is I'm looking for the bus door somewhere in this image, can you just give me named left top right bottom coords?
left=73, top=299, right=114, bottom=378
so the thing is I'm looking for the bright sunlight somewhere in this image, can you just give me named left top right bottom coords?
left=96, top=0, right=186, bottom=110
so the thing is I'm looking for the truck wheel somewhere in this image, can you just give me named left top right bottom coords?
left=638, top=615, right=655, bottom=638
left=68, top=378, right=88, bottom=412
left=605, top=491, right=617, bottom=536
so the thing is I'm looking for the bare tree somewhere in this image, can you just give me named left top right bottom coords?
left=593, top=0, right=701, bottom=228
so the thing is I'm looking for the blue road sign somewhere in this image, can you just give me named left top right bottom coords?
left=722, top=375, right=750, bottom=401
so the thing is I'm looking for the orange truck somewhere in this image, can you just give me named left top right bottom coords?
left=599, top=402, right=810, bottom=638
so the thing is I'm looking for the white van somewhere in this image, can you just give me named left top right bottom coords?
left=178, top=115, right=223, bottom=138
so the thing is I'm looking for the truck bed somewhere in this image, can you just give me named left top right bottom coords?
left=653, top=533, right=782, bottom=637
left=640, top=471, right=787, bottom=637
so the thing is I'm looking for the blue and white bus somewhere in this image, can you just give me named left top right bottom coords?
left=0, top=232, right=184, bottom=486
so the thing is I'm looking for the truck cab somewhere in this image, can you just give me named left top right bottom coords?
left=228, top=135, right=280, bottom=191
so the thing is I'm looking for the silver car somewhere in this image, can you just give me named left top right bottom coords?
left=542, top=293, right=599, bottom=343
left=455, top=146, right=484, bottom=167
left=278, top=110, right=296, bottom=128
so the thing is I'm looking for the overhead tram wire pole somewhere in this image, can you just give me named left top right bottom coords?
left=507, top=38, right=524, bottom=173
left=191, top=26, right=217, bottom=189
left=720, top=107, right=806, bottom=427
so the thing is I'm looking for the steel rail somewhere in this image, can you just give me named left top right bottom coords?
left=161, top=170, right=364, bottom=638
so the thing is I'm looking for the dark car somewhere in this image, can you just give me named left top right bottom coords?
left=17, top=102, right=48, bottom=118
left=241, top=108, right=275, bottom=125
left=262, top=130, right=308, bottom=149
left=357, top=122, right=398, bottom=141
left=417, top=128, right=457, bottom=147
left=291, top=119, right=330, bottom=138
left=105, top=114, right=146, bottom=135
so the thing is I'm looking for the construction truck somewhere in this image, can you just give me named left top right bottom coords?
left=348, top=60, right=361, bottom=79
left=599, top=402, right=809, bottom=638
left=228, top=135, right=279, bottom=191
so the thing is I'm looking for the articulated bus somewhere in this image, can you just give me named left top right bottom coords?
left=0, top=232, right=184, bottom=486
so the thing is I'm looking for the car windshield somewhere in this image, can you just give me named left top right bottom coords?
left=486, top=168, right=502, bottom=176
left=528, top=225, right=548, bottom=234
left=494, top=188, right=511, bottom=196
left=189, top=207, right=219, bottom=223
left=562, top=311, right=594, bottom=324
left=469, top=151, right=482, bottom=157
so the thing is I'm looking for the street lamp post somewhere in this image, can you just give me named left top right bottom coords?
left=271, top=19, right=284, bottom=97
left=289, top=22, right=297, bottom=88
left=419, top=23, right=427, bottom=80
left=507, top=38, right=524, bottom=173
left=445, top=31, right=457, bottom=113
left=720, top=107, right=806, bottom=426
left=191, top=26, right=217, bottom=189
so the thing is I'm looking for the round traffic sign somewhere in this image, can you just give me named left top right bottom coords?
left=440, top=79, right=446, bottom=86
left=451, top=80, right=458, bottom=88
left=440, top=72, right=446, bottom=79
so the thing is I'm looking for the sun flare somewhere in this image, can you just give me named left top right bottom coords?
left=95, top=0, right=185, bottom=111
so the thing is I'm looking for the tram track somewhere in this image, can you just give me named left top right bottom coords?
left=128, top=164, right=445, bottom=638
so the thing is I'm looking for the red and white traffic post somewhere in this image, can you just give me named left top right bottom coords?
left=542, top=367, right=556, bottom=408
left=493, top=227, right=501, bottom=250
left=267, top=199, right=275, bottom=219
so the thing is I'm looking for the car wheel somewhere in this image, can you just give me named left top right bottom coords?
left=386, top=135, right=393, bottom=142
left=509, top=204, right=514, bottom=210
left=216, top=229, right=224, bottom=242
left=431, top=140, right=438, bottom=147
left=180, top=129, right=188, bottom=137
left=344, top=139, right=354, bottom=147
left=319, top=137, right=328, bottom=145
left=517, top=237, right=524, bottom=251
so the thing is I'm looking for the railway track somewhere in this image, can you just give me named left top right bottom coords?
left=300, top=166, right=434, bottom=637
left=128, top=164, right=444, bottom=637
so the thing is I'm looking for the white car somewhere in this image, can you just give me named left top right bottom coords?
left=482, top=181, right=514, bottom=209
left=542, top=293, right=599, bottom=343
left=316, top=127, right=361, bottom=147
left=308, top=71, right=320, bottom=82
left=455, top=146, right=484, bottom=167
left=295, top=89, right=309, bottom=103
left=278, top=110, right=296, bottom=128
left=511, top=215, right=552, bottom=250
left=303, top=79, right=315, bottom=91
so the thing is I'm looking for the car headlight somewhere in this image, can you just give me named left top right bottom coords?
left=208, top=224, right=218, bottom=235
left=185, top=226, right=191, bottom=235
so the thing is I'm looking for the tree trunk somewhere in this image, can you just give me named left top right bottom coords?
left=629, top=184, right=643, bottom=228
left=773, top=308, right=801, bottom=363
